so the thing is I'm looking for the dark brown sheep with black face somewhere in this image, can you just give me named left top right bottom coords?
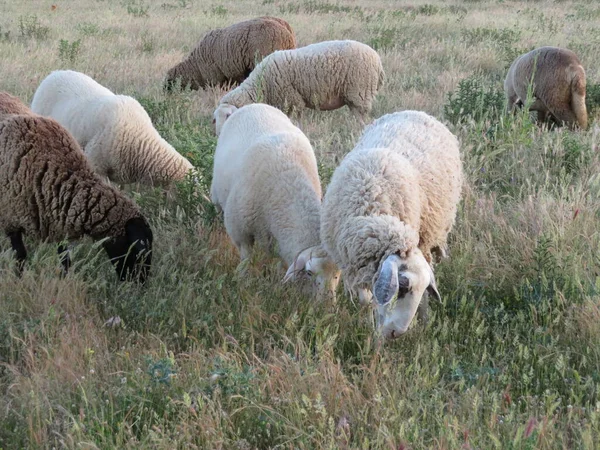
left=0, top=92, right=153, bottom=282
left=164, top=16, right=296, bottom=91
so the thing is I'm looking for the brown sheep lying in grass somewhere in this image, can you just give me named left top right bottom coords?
left=504, top=46, right=588, bottom=129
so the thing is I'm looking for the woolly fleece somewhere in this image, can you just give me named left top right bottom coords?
left=165, top=16, right=296, bottom=90
left=321, top=110, right=463, bottom=291
left=0, top=94, right=145, bottom=242
left=31, top=70, right=194, bottom=185
left=504, top=46, right=588, bottom=129
left=211, top=103, right=323, bottom=266
left=219, top=40, right=384, bottom=116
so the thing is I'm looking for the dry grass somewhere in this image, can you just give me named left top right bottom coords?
left=2, top=0, right=600, bottom=448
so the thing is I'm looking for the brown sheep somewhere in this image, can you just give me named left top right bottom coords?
left=0, top=92, right=153, bottom=282
left=504, top=46, right=588, bottom=129
left=164, top=16, right=296, bottom=91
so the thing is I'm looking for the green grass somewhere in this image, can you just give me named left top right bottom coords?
left=2, top=0, right=600, bottom=448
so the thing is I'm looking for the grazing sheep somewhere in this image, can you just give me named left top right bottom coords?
left=321, top=111, right=463, bottom=339
left=504, top=46, right=588, bottom=129
left=30, top=70, right=195, bottom=186
left=211, top=103, right=340, bottom=299
left=164, top=16, right=296, bottom=91
left=218, top=40, right=384, bottom=119
left=0, top=92, right=153, bottom=282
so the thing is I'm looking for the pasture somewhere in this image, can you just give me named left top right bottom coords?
left=1, top=0, right=600, bottom=448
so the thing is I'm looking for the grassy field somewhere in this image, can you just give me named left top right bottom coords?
left=2, top=0, right=600, bottom=448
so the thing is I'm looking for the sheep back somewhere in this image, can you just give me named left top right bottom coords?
left=0, top=113, right=142, bottom=242
left=31, top=70, right=193, bottom=185
left=165, top=16, right=296, bottom=90
left=321, top=111, right=463, bottom=289
left=220, top=40, right=384, bottom=115
left=211, top=104, right=321, bottom=265
left=504, top=46, right=587, bottom=129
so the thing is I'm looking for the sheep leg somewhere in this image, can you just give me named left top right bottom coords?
left=8, top=230, right=27, bottom=276
left=235, top=242, right=253, bottom=276
left=506, top=93, right=520, bottom=114
left=550, top=106, right=579, bottom=130
left=349, top=105, right=369, bottom=126
left=57, top=243, right=72, bottom=277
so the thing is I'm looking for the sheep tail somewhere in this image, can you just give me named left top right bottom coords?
left=570, top=65, right=588, bottom=130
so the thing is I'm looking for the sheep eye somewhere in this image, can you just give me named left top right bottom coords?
left=305, top=270, right=314, bottom=277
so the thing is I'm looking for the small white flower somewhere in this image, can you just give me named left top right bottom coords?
left=121, top=377, right=127, bottom=384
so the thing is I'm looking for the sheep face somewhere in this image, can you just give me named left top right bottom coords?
left=284, top=246, right=341, bottom=301
left=213, top=104, right=238, bottom=136
left=372, top=250, right=440, bottom=339
left=102, top=217, right=153, bottom=283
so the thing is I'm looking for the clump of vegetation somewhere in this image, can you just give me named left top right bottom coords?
left=444, top=76, right=505, bottom=124
left=18, top=15, right=50, bottom=40
left=209, top=4, right=228, bottom=17
left=585, top=82, right=600, bottom=114
left=58, top=39, right=82, bottom=64
left=122, top=0, right=150, bottom=17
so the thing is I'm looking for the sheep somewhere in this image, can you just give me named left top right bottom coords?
left=164, top=16, right=296, bottom=91
left=218, top=40, right=384, bottom=120
left=30, top=70, right=195, bottom=186
left=504, top=46, right=588, bottom=129
left=320, top=111, right=463, bottom=339
left=210, top=103, right=340, bottom=299
left=0, top=92, right=153, bottom=282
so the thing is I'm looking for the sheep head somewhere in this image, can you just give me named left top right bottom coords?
left=213, top=103, right=238, bottom=136
left=283, top=246, right=341, bottom=301
left=372, top=249, right=440, bottom=339
left=102, top=217, right=153, bottom=283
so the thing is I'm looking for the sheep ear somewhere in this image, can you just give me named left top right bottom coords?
left=373, top=254, right=401, bottom=305
left=426, top=267, right=441, bottom=303
left=283, top=253, right=307, bottom=283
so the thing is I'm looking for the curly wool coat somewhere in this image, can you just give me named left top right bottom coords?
left=320, top=110, right=463, bottom=291
left=31, top=70, right=194, bottom=186
left=219, top=40, right=384, bottom=116
left=165, top=16, right=296, bottom=90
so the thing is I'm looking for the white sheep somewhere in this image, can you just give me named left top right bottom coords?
left=30, top=70, right=195, bottom=186
left=211, top=103, right=340, bottom=299
left=321, top=111, right=463, bottom=339
left=218, top=40, right=384, bottom=120
left=504, top=46, right=588, bottom=129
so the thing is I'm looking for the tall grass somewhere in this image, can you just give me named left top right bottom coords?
left=1, top=0, right=600, bottom=448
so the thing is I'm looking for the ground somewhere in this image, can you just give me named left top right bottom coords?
left=1, top=0, right=600, bottom=448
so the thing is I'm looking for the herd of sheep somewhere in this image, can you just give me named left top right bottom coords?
left=0, top=16, right=590, bottom=339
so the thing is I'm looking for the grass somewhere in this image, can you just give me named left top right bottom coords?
left=1, top=0, right=600, bottom=448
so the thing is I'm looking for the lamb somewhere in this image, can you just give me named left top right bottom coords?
left=164, top=16, right=296, bottom=91
left=30, top=70, right=195, bottom=186
left=0, top=92, right=153, bottom=282
left=218, top=40, right=384, bottom=119
left=211, top=103, right=340, bottom=299
left=320, top=111, right=463, bottom=339
left=504, top=46, right=588, bottom=129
